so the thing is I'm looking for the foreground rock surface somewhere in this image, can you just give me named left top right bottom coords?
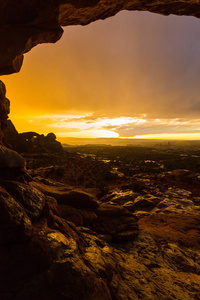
left=0, top=167, right=200, bottom=299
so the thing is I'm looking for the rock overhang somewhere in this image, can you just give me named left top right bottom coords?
left=0, top=0, right=200, bottom=75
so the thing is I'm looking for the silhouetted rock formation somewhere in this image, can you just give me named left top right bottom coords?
left=4, top=119, right=19, bottom=147
left=43, top=132, right=63, bottom=153
left=4, top=120, right=63, bottom=153
left=0, top=81, right=10, bottom=145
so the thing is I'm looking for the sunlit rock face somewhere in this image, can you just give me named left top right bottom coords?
left=0, top=0, right=200, bottom=76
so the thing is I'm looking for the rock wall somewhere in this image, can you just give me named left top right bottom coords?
left=0, top=81, right=10, bottom=145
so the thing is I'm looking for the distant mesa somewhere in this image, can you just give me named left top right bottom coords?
left=4, top=119, right=63, bottom=153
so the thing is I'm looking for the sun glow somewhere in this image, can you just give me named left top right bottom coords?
left=9, top=113, right=200, bottom=141
left=2, top=12, right=200, bottom=142
left=131, top=133, right=200, bottom=140
left=56, top=129, right=119, bottom=138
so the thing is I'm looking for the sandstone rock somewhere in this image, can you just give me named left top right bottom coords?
left=101, top=189, right=138, bottom=205
left=46, top=132, right=56, bottom=141
left=95, top=203, right=139, bottom=242
left=78, top=209, right=98, bottom=227
left=58, top=205, right=84, bottom=226
left=45, top=195, right=59, bottom=215
left=0, top=175, right=200, bottom=300
left=0, top=145, right=25, bottom=168
left=2, top=181, right=45, bottom=220
left=134, top=210, right=150, bottom=218
left=4, top=119, right=18, bottom=148
left=4, top=124, right=63, bottom=153
left=193, top=197, right=200, bottom=206
left=97, top=203, right=129, bottom=216
left=0, top=185, right=31, bottom=239
left=54, top=190, right=99, bottom=209
left=171, top=169, right=191, bottom=177
left=0, top=81, right=10, bottom=145
left=134, top=194, right=160, bottom=211
left=123, top=200, right=135, bottom=212
left=165, top=187, right=192, bottom=199
left=43, top=137, right=63, bottom=153
left=31, top=181, right=99, bottom=209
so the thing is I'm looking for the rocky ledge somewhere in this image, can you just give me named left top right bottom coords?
left=0, top=151, right=200, bottom=299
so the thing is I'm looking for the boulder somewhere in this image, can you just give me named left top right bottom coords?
left=94, top=203, right=139, bottom=242
left=78, top=209, right=98, bottom=227
left=31, top=181, right=99, bottom=209
left=58, top=205, right=84, bottom=226
left=45, top=133, right=56, bottom=141
left=123, top=201, right=135, bottom=212
left=134, top=195, right=160, bottom=211
left=0, top=145, right=25, bottom=168
left=2, top=181, right=45, bottom=220
left=101, top=189, right=138, bottom=205
left=0, top=81, right=10, bottom=145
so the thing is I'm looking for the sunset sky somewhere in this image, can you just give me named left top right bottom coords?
left=2, top=10, right=200, bottom=142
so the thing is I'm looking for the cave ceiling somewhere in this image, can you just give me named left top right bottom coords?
left=0, top=0, right=200, bottom=75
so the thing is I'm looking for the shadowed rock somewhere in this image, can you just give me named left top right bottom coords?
left=31, top=181, right=99, bottom=209
left=0, top=145, right=25, bottom=168
left=0, top=1, right=200, bottom=76
left=4, top=120, right=63, bottom=153
left=2, top=181, right=45, bottom=220
left=0, top=81, right=10, bottom=145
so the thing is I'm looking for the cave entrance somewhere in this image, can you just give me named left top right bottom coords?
left=2, top=10, right=200, bottom=144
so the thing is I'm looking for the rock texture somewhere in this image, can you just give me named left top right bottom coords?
left=0, top=173, right=200, bottom=299
left=30, top=180, right=139, bottom=242
left=0, top=148, right=200, bottom=299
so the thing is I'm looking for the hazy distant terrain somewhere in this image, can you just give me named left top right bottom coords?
left=60, top=137, right=200, bottom=147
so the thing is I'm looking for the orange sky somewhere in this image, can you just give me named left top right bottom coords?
left=2, top=11, right=200, bottom=142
